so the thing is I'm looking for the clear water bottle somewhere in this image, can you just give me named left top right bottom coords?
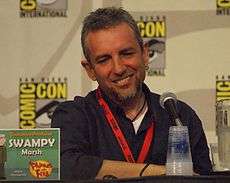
left=166, top=126, right=193, bottom=175
left=216, top=99, right=230, bottom=169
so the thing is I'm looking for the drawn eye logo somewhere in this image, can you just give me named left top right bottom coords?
left=36, top=100, right=60, bottom=128
left=29, top=160, right=53, bottom=179
left=147, top=38, right=165, bottom=64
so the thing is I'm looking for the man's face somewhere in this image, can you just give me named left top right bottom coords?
left=82, top=23, right=148, bottom=103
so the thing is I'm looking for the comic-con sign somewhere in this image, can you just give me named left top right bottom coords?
left=216, top=0, right=230, bottom=15
left=19, top=0, right=67, bottom=17
left=19, top=78, right=67, bottom=129
left=215, top=75, right=230, bottom=131
left=216, top=75, right=230, bottom=102
left=134, top=13, right=166, bottom=76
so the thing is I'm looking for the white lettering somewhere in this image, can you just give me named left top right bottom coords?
left=21, top=149, right=42, bottom=156
left=8, top=138, right=55, bottom=148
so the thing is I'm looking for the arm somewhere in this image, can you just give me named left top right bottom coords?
left=96, top=160, right=165, bottom=179
left=52, top=101, right=166, bottom=180
left=179, top=103, right=212, bottom=175
left=51, top=101, right=103, bottom=180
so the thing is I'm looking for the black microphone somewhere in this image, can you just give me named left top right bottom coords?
left=159, top=92, right=183, bottom=126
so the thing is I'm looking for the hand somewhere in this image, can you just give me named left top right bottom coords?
left=142, top=164, right=166, bottom=176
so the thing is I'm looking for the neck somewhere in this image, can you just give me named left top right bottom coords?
left=98, top=85, right=146, bottom=120
left=122, top=91, right=146, bottom=121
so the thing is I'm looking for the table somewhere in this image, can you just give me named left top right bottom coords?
left=1, top=173, right=230, bottom=183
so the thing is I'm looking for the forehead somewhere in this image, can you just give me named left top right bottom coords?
left=85, top=23, right=138, bottom=54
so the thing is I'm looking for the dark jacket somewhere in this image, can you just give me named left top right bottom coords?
left=51, top=84, right=212, bottom=180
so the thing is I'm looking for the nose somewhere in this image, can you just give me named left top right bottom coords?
left=112, top=56, right=126, bottom=75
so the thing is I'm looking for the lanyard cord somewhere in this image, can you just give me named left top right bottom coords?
left=96, top=88, right=154, bottom=163
left=130, top=97, right=146, bottom=122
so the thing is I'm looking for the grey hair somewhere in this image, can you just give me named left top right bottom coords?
left=81, top=7, right=143, bottom=62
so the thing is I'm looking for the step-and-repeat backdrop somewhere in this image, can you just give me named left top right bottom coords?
left=1, top=0, right=230, bottom=144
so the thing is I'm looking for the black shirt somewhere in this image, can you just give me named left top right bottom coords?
left=51, top=84, right=212, bottom=180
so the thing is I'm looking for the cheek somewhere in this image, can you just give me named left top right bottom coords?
left=127, top=58, right=145, bottom=71
left=94, top=67, right=110, bottom=81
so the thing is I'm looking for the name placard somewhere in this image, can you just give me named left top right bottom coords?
left=0, top=128, right=60, bottom=181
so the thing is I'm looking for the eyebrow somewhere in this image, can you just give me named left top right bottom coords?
left=94, top=47, right=136, bottom=62
left=119, top=47, right=136, bottom=54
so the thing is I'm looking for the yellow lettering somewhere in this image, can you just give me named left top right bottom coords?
left=20, top=99, right=35, bottom=111
left=216, top=81, right=230, bottom=102
left=216, top=81, right=230, bottom=91
left=20, top=110, right=36, bottom=120
left=217, top=0, right=230, bottom=8
left=36, top=83, right=67, bottom=99
left=145, top=22, right=155, bottom=37
left=20, top=83, right=36, bottom=94
left=47, top=83, right=57, bottom=99
left=20, top=82, right=36, bottom=129
left=56, top=83, right=67, bottom=98
left=137, top=22, right=145, bottom=37
left=217, top=91, right=230, bottom=97
left=217, top=96, right=230, bottom=102
left=20, top=121, right=36, bottom=129
left=20, top=93, right=35, bottom=99
left=155, top=21, right=165, bottom=37
left=36, top=83, right=47, bottom=99
left=137, top=21, right=166, bottom=38
left=20, top=0, right=36, bottom=11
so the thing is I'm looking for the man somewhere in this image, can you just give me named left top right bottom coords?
left=51, top=7, right=212, bottom=181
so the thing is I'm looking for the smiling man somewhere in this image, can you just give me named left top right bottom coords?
left=51, top=7, right=212, bottom=181
left=82, top=22, right=148, bottom=115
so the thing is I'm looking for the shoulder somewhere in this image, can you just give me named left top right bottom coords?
left=148, top=88, right=195, bottom=115
left=143, top=84, right=161, bottom=106
left=148, top=89, right=193, bottom=113
left=146, top=87, right=199, bottom=125
left=51, top=90, right=99, bottom=127
left=55, top=90, right=98, bottom=112
left=176, top=99, right=202, bottom=128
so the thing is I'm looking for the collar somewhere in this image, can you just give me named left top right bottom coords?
left=97, top=83, right=158, bottom=133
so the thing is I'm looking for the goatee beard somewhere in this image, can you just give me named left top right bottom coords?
left=108, top=83, right=142, bottom=106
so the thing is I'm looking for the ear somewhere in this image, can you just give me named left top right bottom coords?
left=81, top=60, right=97, bottom=81
left=142, top=43, right=149, bottom=66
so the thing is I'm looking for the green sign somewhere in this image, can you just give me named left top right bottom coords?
left=0, top=129, right=60, bottom=181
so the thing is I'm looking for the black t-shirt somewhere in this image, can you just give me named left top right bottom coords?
left=51, top=84, right=212, bottom=180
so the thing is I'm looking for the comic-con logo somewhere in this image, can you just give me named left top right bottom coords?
left=19, top=78, right=67, bottom=129
left=216, top=75, right=230, bottom=102
left=20, top=0, right=67, bottom=17
left=29, top=160, right=53, bottom=179
left=137, top=16, right=166, bottom=38
left=137, top=16, right=166, bottom=76
left=216, top=0, right=230, bottom=15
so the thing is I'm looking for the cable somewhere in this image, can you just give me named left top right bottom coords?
left=139, top=163, right=150, bottom=177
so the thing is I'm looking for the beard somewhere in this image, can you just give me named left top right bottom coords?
left=98, top=64, right=146, bottom=105
left=105, top=80, right=143, bottom=106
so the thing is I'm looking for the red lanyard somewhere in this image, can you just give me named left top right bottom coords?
left=96, top=88, right=154, bottom=163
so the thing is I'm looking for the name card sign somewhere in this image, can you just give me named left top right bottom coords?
left=0, top=129, right=60, bottom=181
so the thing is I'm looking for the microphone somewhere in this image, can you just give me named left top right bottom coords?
left=159, top=92, right=183, bottom=126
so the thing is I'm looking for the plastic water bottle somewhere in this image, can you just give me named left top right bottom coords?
left=166, top=126, right=193, bottom=175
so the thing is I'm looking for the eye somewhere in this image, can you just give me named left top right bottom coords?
left=120, top=50, right=135, bottom=58
left=123, top=51, right=134, bottom=56
left=96, top=56, right=110, bottom=64
left=149, top=50, right=155, bottom=58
